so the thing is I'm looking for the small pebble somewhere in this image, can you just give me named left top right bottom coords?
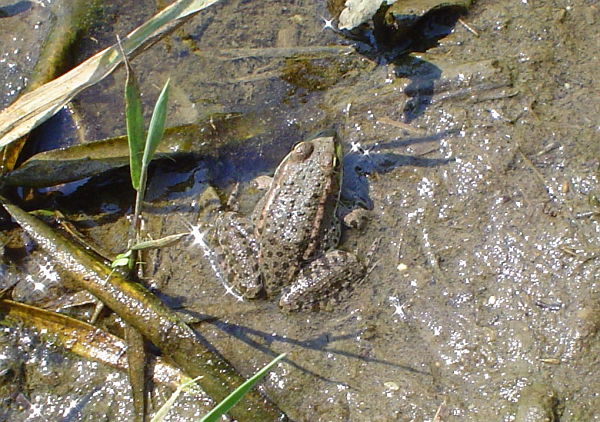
left=343, top=208, right=370, bottom=230
left=384, top=381, right=400, bottom=391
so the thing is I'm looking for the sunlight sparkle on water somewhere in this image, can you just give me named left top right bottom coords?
left=187, top=222, right=244, bottom=301
left=416, top=177, right=435, bottom=199
left=388, top=296, right=407, bottom=319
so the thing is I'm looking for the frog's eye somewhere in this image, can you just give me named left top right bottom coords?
left=292, top=141, right=314, bottom=160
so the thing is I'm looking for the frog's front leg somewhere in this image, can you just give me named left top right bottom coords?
left=279, top=250, right=365, bottom=311
left=214, top=212, right=263, bottom=298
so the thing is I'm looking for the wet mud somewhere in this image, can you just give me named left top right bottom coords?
left=1, top=0, right=599, bottom=420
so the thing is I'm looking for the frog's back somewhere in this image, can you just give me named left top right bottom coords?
left=255, top=135, right=341, bottom=297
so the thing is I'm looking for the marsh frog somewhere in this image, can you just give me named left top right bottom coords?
left=213, top=133, right=365, bottom=311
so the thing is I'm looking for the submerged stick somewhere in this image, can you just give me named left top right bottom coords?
left=4, top=113, right=263, bottom=188
left=0, top=299, right=197, bottom=391
left=191, top=45, right=356, bottom=61
left=1, top=200, right=287, bottom=422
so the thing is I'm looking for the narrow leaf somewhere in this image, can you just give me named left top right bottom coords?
left=142, top=79, right=170, bottom=169
left=199, top=353, right=286, bottom=422
left=130, top=233, right=189, bottom=251
left=123, top=58, right=145, bottom=190
left=151, top=376, right=203, bottom=422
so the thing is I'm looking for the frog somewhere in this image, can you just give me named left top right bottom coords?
left=212, top=132, right=366, bottom=311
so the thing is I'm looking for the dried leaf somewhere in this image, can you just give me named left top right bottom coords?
left=0, top=299, right=193, bottom=390
left=4, top=113, right=263, bottom=187
left=0, top=0, right=221, bottom=149
left=338, top=0, right=388, bottom=30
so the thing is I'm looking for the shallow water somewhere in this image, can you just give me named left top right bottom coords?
left=1, top=0, right=599, bottom=420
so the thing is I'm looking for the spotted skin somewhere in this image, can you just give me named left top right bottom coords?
left=279, top=250, right=363, bottom=311
left=255, top=136, right=342, bottom=296
left=213, top=212, right=262, bottom=298
left=213, top=133, right=365, bottom=309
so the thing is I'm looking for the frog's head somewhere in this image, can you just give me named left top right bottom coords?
left=288, top=131, right=342, bottom=176
left=270, top=131, right=343, bottom=203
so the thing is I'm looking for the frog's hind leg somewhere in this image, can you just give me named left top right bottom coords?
left=279, top=250, right=365, bottom=312
left=214, top=212, right=263, bottom=298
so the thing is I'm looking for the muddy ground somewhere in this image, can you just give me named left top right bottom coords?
left=1, top=0, right=599, bottom=420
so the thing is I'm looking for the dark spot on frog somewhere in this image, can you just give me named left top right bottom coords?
left=212, top=134, right=365, bottom=309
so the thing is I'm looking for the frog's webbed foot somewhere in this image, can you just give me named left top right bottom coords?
left=342, top=208, right=371, bottom=230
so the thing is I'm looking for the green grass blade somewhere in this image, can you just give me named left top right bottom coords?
left=141, top=79, right=170, bottom=169
left=130, top=233, right=189, bottom=250
left=111, top=249, right=133, bottom=269
left=199, top=353, right=286, bottom=422
left=124, top=61, right=145, bottom=190
left=151, top=376, right=203, bottom=422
